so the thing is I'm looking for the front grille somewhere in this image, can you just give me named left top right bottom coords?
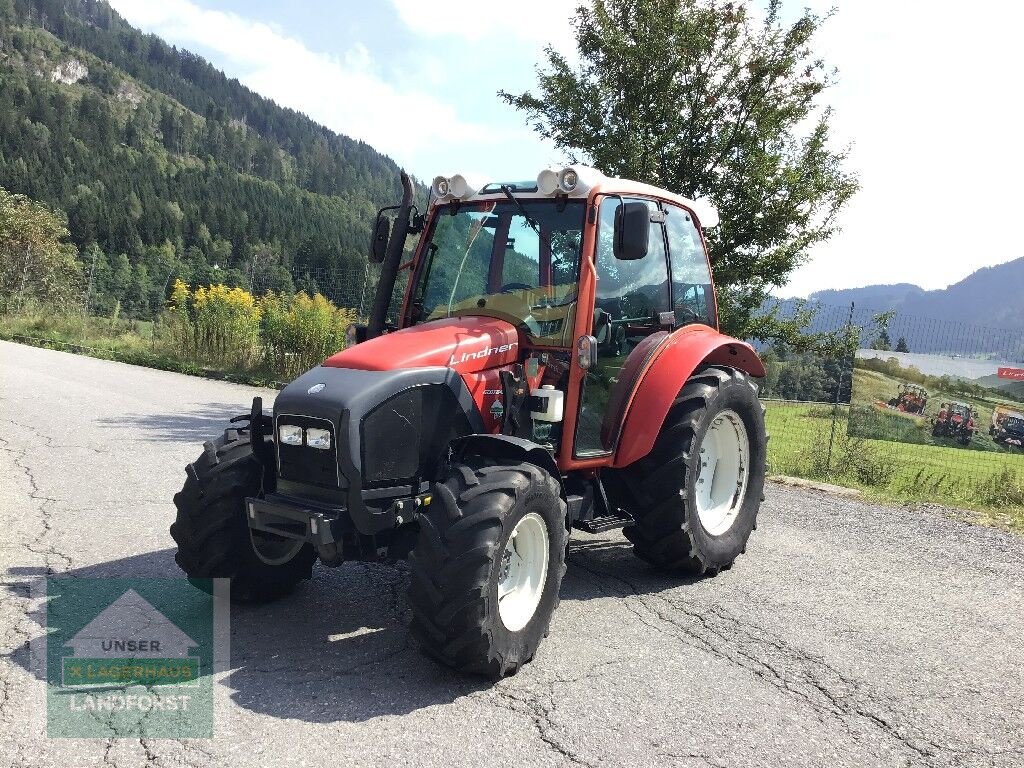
left=276, top=414, right=342, bottom=489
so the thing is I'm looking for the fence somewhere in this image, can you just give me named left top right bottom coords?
left=761, top=301, right=1024, bottom=513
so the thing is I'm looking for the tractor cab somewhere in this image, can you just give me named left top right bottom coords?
left=171, top=166, right=768, bottom=678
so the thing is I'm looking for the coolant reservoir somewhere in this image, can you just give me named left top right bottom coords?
left=531, top=385, right=564, bottom=423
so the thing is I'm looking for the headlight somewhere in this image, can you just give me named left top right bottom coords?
left=559, top=168, right=579, bottom=192
left=278, top=424, right=303, bottom=446
left=306, top=428, right=332, bottom=450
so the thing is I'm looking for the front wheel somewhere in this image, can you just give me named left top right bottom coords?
left=171, top=428, right=316, bottom=602
left=608, top=366, right=767, bottom=575
left=407, top=456, right=567, bottom=677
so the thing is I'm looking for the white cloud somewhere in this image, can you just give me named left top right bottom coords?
left=108, top=0, right=500, bottom=174
left=389, top=0, right=578, bottom=54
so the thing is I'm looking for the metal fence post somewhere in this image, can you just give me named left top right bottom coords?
left=826, top=301, right=856, bottom=478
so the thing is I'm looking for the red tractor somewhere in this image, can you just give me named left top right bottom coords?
left=932, top=401, right=976, bottom=445
left=887, top=383, right=928, bottom=414
left=171, top=167, right=767, bottom=677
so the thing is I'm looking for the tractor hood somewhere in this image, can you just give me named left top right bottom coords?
left=324, top=316, right=520, bottom=373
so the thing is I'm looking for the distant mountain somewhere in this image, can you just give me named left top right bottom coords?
left=805, top=258, right=1024, bottom=329
left=809, top=283, right=926, bottom=309
left=0, top=0, right=405, bottom=318
left=775, top=257, right=1024, bottom=360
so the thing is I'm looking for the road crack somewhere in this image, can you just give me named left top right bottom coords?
left=568, top=545, right=954, bottom=765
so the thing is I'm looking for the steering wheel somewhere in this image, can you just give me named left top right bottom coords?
left=500, top=282, right=534, bottom=293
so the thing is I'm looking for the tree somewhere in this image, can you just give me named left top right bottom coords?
left=0, top=186, right=82, bottom=312
left=501, top=0, right=858, bottom=337
left=895, top=336, right=910, bottom=353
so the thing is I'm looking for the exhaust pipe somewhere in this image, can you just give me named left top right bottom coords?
left=367, top=170, right=415, bottom=339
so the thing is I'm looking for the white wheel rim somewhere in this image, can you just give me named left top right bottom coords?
left=497, top=513, right=550, bottom=632
left=694, top=410, right=750, bottom=537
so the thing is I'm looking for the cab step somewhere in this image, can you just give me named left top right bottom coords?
left=575, top=513, right=633, bottom=534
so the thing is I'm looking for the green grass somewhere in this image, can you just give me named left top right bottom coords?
left=766, top=401, right=1024, bottom=529
left=0, top=312, right=286, bottom=387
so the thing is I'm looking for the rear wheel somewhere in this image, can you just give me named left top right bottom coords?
left=608, top=366, right=767, bottom=575
left=407, top=456, right=566, bottom=677
left=171, top=428, right=316, bottom=602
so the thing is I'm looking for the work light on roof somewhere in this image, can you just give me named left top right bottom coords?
left=432, top=175, right=451, bottom=198
left=449, top=173, right=485, bottom=200
left=559, top=168, right=579, bottom=192
left=536, top=168, right=560, bottom=195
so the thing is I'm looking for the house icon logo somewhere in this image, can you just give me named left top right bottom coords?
left=61, top=589, right=200, bottom=688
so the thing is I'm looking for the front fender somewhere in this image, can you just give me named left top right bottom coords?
left=449, top=434, right=564, bottom=498
left=613, top=325, right=765, bottom=468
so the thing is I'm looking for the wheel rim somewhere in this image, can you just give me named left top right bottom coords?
left=497, top=512, right=550, bottom=632
left=694, top=410, right=750, bottom=537
left=249, top=528, right=303, bottom=566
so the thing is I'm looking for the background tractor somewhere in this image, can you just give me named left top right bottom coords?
left=171, top=166, right=768, bottom=677
left=991, top=409, right=1024, bottom=451
left=888, top=383, right=928, bottom=414
left=932, top=401, right=976, bottom=445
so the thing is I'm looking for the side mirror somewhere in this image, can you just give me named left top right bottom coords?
left=369, top=214, right=391, bottom=263
left=613, top=201, right=650, bottom=261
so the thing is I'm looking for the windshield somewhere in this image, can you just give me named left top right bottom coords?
left=408, top=200, right=585, bottom=346
left=1006, top=417, right=1024, bottom=429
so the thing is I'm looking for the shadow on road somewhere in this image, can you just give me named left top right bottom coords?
left=96, top=403, right=251, bottom=444
left=5, top=535, right=699, bottom=723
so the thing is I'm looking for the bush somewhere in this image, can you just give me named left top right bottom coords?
left=262, top=291, right=356, bottom=379
left=167, top=280, right=356, bottom=377
left=797, top=429, right=896, bottom=488
left=973, top=466, right=1024, bottom=508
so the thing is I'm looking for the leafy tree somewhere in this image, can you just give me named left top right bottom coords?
left=501, top=0, right=858, bottom=337
left=0, top=185, right=82, bottom=312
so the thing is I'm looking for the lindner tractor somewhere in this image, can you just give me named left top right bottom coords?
left=172, top=167, right=768, bottom=677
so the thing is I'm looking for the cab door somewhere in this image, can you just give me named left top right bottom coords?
left=574, top=196, right=672, bottom=457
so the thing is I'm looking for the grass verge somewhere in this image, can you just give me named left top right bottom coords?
left=766, top=401, right=1024, bottom=530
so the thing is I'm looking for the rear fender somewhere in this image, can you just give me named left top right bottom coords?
left=449, top=434, right=565, bottom=499
left=613, top=325, right=765, bottom=468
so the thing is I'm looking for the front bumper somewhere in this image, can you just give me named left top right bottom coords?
left=246, top=493, right=352, bottom=546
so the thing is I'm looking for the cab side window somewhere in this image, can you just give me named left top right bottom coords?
left=663, top=203, right=716, bottom=328
left=594, top=197, right=671, bottom=331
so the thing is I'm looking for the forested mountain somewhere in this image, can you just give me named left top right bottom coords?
left=0, top=0, right=405, bottom=317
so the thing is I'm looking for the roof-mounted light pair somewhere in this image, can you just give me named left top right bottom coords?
left=431, top=173, right=485, bottom=201
left=536, top=165, right=601, bottom=196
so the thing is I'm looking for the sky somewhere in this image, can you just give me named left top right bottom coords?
left=107, top=0, right=1024, bottom=298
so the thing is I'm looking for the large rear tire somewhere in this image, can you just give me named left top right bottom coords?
left=608, top=366, right=767, bottom=575
left=407, top=456, right=566, bottom=678
left=171, top=428, right=316, bottom=602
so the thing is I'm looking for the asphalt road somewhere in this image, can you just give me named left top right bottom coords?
left=2, top=339, right=1023, bottom=768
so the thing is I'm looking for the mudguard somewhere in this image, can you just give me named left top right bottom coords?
left=450, top=434, right=564, bottom=498
left=612, top=325, right=765, bottom=468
